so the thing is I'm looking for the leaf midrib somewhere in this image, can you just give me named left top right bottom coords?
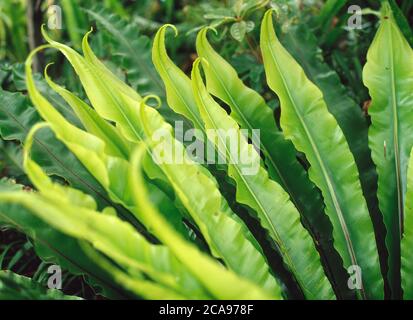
left=154, top=35, right=205, bottom=131
left=203, top=51, right=312, bottom=222
left=194, top=81, right=305, bottom=292
left=79, top=51, right=145, bottom=143
left=387, top=22, right=404, bottom=238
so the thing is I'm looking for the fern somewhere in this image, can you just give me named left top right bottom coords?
left=1, top=1, right=413, bottom=300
